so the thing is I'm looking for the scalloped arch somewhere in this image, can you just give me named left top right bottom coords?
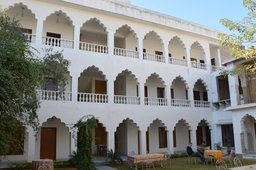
left=241, top=114, right=256, bottom=132
left=145, top=73, right=166, bottom=86
left=45, top=10, right=73, bottom=25
left=115, top=24, right=138, bottom=39
left=174, top=119, right=191, bottom=130
left=169, top=36, right=186, bottom=50
left=7, top=2, right=36, bottom=18
left=143, top=31, right=164, bottom=45
left=82, top=17, right=108, bottom=33
left=197, top=119, right=211, bottom=129
left=42, top=116, right=68, bottom=129
left=190, top=41, right=206, bottom=56
left=148, top=118, right=167, bottom=128
left=171, top=76, right=189, bottom=89
left=80, top=65, right=107, bottom=80
left=116, top=118, right=140, bottom=131
left=193, top=78, right=209, bottom=91
left=115, top=69, right=138, bottom=83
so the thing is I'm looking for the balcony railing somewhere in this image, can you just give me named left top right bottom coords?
left=169, top=58, right=187, bottom=66
left=24, top=33, right=36, bottom=43
left=144, top=97, right=167, bottom=106
left=171, top=99, right=191, bottom=107
left=37, top=90, right=72, bottom=101
left=194, top=100, right=210, bottom=108
left=211, top=65, right=225, bottom=72
left=114, top=95, right=140, bottom=104
left=191, top=61, right=207, bottom=70
left=42, top=36, right=74, bottom=48
left=80, top=42, right=108, bottom=53
left=143, top=53, right=165, bottom=63
left=77, top=92, right=108, bottom=103
left=114, top=47, right=139, bottom=58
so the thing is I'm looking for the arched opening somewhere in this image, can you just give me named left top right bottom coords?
left=77, top=66, right=107, bottom=103
left=170, top=76, right=190, bottom=107
left=114, top=70, right=139, bottom=104
left=80, top=18, right=108, bottom=53
left=173, top=119, right=190, bottom=152
left=190, top=42, right=206, bottom=69
left=115, top=119, right=140, bottom=155
left=144, top=73, right=166, bottom=106
left=168, top=36, right=187, bottom=66
left=7, top=3, right=37, bottom=43
left=143, top=31, right=164, bottom=62
left=39, top=117, right=70, bottom=160
left=193, top=79, right=210, bottom=107
left=196, top=120, right=211, bottom=147
left=241, top=115, right=256, bottom=153
left=147, top=119, right=168, bottom=153
left=43, top=11, right=74, bottom=48
left=114, top=25, right=138, bottom=58
left=92, top=120, right=108, bottom=157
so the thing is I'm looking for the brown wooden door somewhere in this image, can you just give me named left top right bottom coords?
left=40, top=127, right=56, bottom=160
left=173, top=127, right=176, bottom=147
left=138, top=131, right=140, bottom=154
left=206, top=126, right=212, bottom=147
left=95, top=80, right=106, bottom=94
left=146, top=130, right=149, bottom=153
left=196, top=126, right=203, bottom=145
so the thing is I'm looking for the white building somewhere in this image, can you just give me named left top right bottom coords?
left=1, top=0, right=255, bottom=162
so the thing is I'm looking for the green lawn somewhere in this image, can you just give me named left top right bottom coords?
left=112, top=157, right=256, bottom=170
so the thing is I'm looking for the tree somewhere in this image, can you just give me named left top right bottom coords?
left=218, top=0, right=256, bottom=72
left=0, top=11, right=70, bottom=156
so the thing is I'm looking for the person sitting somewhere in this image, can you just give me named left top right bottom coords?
left=197, top=141, right=207, bottom=155
left=186, top=142, right=205, bottom=163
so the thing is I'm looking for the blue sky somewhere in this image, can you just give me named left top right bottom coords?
left=129, top=0, right=247, bottom=31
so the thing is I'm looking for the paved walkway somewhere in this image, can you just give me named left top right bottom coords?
left=97, top=166, right=117, bottom=170
left=228, top=164, right=256, bottom=170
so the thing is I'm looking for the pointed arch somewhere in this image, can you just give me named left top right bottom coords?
left=79, top=65, right=107, bottom=80
left=169, top=36, right=186, bottom=51
left=115, top=69, right=138, bottom=83
left=145, top=73, right=166, bottom=86
left=171, top=76, right=189, bottom=89
left=116, top=118, right=140, bottom=131
left=148, top=119, right=167, bottom=128
left=174, top=119, right=191, bottom=130
left=190, top=41, right=205, bottom=56
left=193, top=78, right=208, bottom=91
left=82, top=17, right=107, bottom=33
left=143, top=31, right=164, bottom=45
left=45, top=10, right=73, bottom=26
left=241, top=114, right=256, bottom=132
left=115, top=24, right=137, bottom=39
left=7, top=3, right=36, bottom=18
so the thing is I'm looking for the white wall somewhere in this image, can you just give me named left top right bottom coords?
left=190, top=44, right=205, bottom=62
left=169, top=41, right=186, bottom=59
left=127, top=121, right=139, bottom=155
left=175, top=122, right=189, bottom=151
left=143, top=34, right=163, bottom=54
left=145, top=76, right=164, bottom=97
left=171, top=78, right=187, bottom=99
left=125, top=33, right=137, bottom=50
left=116, top=122, right=127, bottom=155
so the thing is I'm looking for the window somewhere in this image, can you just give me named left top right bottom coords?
left=199, top=60, right=205, bottom=64
left=183, top=56, right=186, bottom=60
left=157, top=87, right=165, bottom=98
left=185, top=90, right=188, bottom=100
left=155, top=51, right=163, bottom=55
left=21, top=28, right=32, bottom=42
left=191, top=58, right=197, bottom=62
left=221, top=124, right=234, bottom=147
left=173, top=127, right=176, bottom=147
left=171, top=88, right=174, bottom=99
left=203, top=91, right=208, bottom=101
left=43, top=77, right=58, bottom=91
left=159, top=127, right=167, bottom=148
left=211, top=58, right=216, bottom=66
left=169, top=53, right=172, bottom=58
left=193, top=91, right=200, bottom=100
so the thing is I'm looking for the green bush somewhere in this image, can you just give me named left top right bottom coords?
left=10, top=162, right=32, bottom=170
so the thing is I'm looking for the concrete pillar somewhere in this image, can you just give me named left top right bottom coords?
left=35, top=17, right=44, bottom=48
left=107, top=130, right=115, bottom=152
left=233, top=116, right=242, bottom=154
left=203, top=44, right=212, bottom=73
left=27, top=127, right=36, bottom=162
left=73, top=23, right=81, bottom=50
left=138, top=36, right=144, bottom=60
left=186, top=48, right=191, bottom=69
left=217, top=48, right=222, bottom=67
left=163, top=39, right=169, bottom=64
left=71, top=73, right=79, bottom=102
left=190, top=128, right=197, bottom=151
left=107, top=29, right=114, bottom=55
left=165, top=83, right=171, bottom=106
left=107, top=77, right=114, bottom=104
left=167, top=127, right=174, bottom=154
left=228, top=74, right=239, bottom=106
left=138, top=82, right=145, bottom=105
left=140, top=128, right=147, bottom=155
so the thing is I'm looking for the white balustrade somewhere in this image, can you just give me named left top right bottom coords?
left=143, top=53, right=165, bottom=63
left=114, top=95, right=140, bottom=104
left=194, top=100, right=210, bottom=108
left=169, top=57, right=187, bottom=66
left=211, top=65, right=225, bottom=72
left=80, top=42, right=108, bottom=53
left=37, top=90, right=72, bottom=101
left=77, top=93, right=108, bottom=103
left=24, top=33, right=36, bottom=43
left=191, top=61, right=207, bottom=70
left=42, top=36, right=74, bottom=48
left=144, top=97, right=167, bottom=106
left=114, top=47, right=139, bottom=58
left=171, top=99, right=191, bottom=107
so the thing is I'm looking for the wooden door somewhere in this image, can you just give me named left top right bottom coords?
left=40, top=127, right=56, bottom=160
left=196, top=126, right=203, bottom=145
left=146, top=130, right=149, bottom=153
left=95, top=80, right=106, bottom=94
left=206, top=126, right=211, bottom=147
left=138, top=131, right=140, bottom=154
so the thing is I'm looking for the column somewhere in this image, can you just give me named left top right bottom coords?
left=163, top=39, right=169, bottom=64
left=107, top=29, right=114, bottom=55
left=186, top=48, right=191, bottom=68
left=188, top=83, right=194, bottom=107
left=140, top=128, right=147, bottom=155
left=71, top=73, right=79, bottom=102
left=190, top=128, right=197, bottom=151
left=107, top=77, right=114, bottom=104
left=233, top=117, right=242, bottom=154
left=138, top=36, right=144, bottom=60
left=35, top=17, right=44, bottom=48
left=217, top=48, right=222, bottom=67
left=73, top=23, right=81, bottom=50
left=27, top=127, right=36, bottom=162
left=167, top=128, right=174, bottom=154
left=165, top=83, right=171, bottom=106
left=139, top=82, right=145, bottom=105
left=107, top=130, right=115, bottom=152
left=204, top=45, right=212, bottom=73
left=228, top=71, right=239, bottom=106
